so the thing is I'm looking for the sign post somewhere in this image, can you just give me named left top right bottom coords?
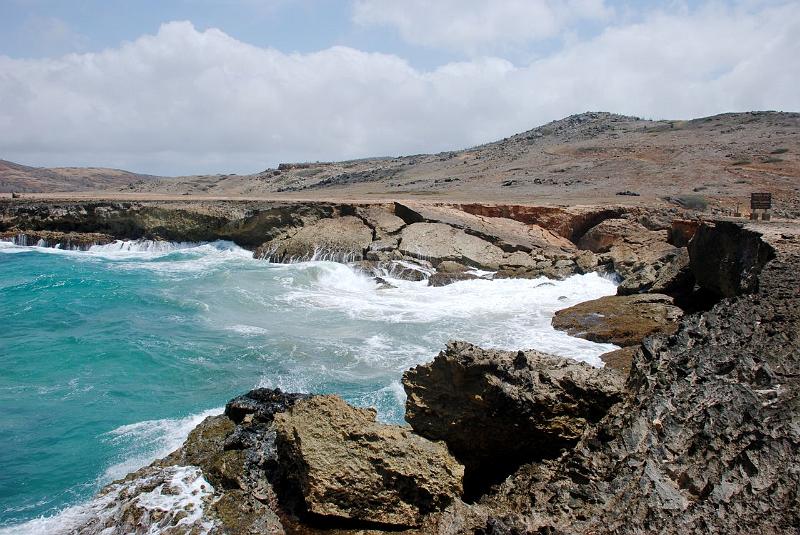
left=750, top=193, right=772, bottom=221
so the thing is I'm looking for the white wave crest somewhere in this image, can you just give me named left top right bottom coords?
left=102, top=407, right=223, bottom=482
left=1, top=465, right=216, bottom=535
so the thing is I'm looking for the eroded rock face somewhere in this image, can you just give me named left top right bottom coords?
left=72, top=389, right=311, bottom=535
left=274, top=395, right=464, bottom=527
left=356, top=204, right=406, bottom=238
left=689, top=220, right=776, bottom=297
left=403, top=342, right=623, bottom=493
left=552, top=293, right=683, bottom=346
left=481, top=221, right=800, bottom=534
left=255, top=215, right=373, bottom=262
left=616, top=247, right=693, bottom=296
left=0, top=230, right=114, bottom=249
left=580, top=218, right=679, bottom=281
left=395, top=202, right=576, bottom=254
left=399, top=222, right=507, bottom=270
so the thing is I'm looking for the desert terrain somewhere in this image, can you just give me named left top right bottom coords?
left=3, top=111, right=798, bottom=216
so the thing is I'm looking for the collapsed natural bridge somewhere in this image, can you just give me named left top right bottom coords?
left=2, top=199, right=798, bottom=534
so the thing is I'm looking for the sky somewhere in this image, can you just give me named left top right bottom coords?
left=0, top=0, right=798, bottom=176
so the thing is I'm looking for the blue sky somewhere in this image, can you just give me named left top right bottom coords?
left=0, top=0, right=798, bottom=175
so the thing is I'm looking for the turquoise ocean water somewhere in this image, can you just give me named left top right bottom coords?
left=0, top=240, right=617, bottom=532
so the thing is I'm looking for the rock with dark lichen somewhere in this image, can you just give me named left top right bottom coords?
left=224, top=388, right=311, bottom=424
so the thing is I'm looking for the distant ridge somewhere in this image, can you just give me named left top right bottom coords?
left=0, top=159, right=161, bottom=193
left=2, top=111, right=798, bottom=217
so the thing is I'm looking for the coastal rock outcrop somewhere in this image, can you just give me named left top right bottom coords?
left=399, top=222, right=507, bottom=270
left=689, top=220, right=776, bottom=297
left=480, top=221, right=800, bottom=534
left=395, top=202, right=576, bottom=254
left=615, top=247, right=693, bottom=297
left=255, top=215, right=373, bottom=262
left=274, top=395, right=464, bottom=527
left=579, top=217, right=679, bottom=280
left=0, top=229, right=114, bottom=249
left=552, top=293, right=683, bottom=347
left=403, top=341, right=623, bottom=493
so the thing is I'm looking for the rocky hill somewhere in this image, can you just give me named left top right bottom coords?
left=0, top=159, right=161, bottom=193
left=4, top=111, right=799, bottom=216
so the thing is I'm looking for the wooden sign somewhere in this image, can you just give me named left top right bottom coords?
left=750, top=193, right=772, bottom=210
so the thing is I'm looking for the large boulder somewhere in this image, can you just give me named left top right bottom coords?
left=395, top=202, right=576, bottom=254
left=273, top=395, right=464, bottom=527
left=255, top=215, right=373, bottom=262
left=403, top=342, right=623, bottom=492
left=577, top=218, right=664, bottom=253
left=552, top=293, right=683, bottom=346
left=616, top=247, right=694, bottom=296
left=399, top=222, right=506, bottom=269
left=356, top=204, right=406, bottom=238
left=579, top=218, right=678, bottom=279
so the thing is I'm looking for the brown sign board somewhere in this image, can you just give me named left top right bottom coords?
left=750, top=192, right=772, bottom=210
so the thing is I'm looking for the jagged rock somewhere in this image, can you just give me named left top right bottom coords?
left=0, top=199, right=337, bottom=247
left=451, top=203, right=626, bottom=242
left=225, top=388, right=311, bottom=424
left=552, top=293, right=683, bottom=346
left=483, top=221, right=800, bottom=534
left=495, top=256, right=580, bottom=280
left=71, top=389, right=314, bottom=534
left=577, top=218, right=656, bottom=252
left=374, top=277, right=396, bottom=290
left=428, top=271, right=480, bottom=286
left=76, top=464, right=223, bottom=535
left=274, top=395, right=464, bottom=527
left=367, top=237, right=399, bottom=253
left=579, top=218, right=678, bottom=280
left=255, top=215, right=373, bottom=262
left=403, top=342, right=623, bottom=492
left=399, top=222, right=506, bottom=270
left=616, top=248, right=693, bottom=296
left=575, top=250, right=599, bottom=273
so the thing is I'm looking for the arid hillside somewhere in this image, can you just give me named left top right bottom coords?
left=0, top=159, right=161, bottom=193
left=4, top=111, right=799, bottom=215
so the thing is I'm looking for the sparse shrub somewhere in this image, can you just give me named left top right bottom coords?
left=770, top=148, right=789, bottom=154
left=669, top=195, right=709, bottom=211
left=731, top=159, right=752, bottom=166
left=761, top=157, right=784, bottom=164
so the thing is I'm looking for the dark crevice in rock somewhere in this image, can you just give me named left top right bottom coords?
left=403, top=341, right=623, bottom=499
left=689, top=220, right=776, bottom=298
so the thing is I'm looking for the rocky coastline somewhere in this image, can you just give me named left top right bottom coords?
left=2, top=199, right=799, bottom=533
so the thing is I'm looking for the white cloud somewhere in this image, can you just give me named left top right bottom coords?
left=0, top=2, right=798, bottom=175
left=352, top=0, right=613, bottom=53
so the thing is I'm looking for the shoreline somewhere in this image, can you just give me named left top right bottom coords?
left=2, top=198, right=799, bottom=533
